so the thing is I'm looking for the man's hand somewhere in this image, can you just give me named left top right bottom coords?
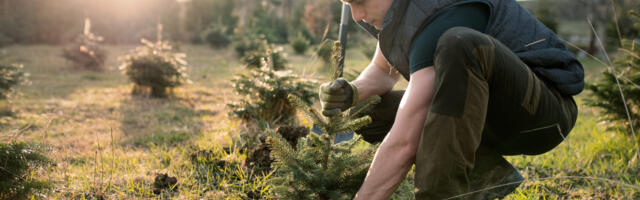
left=319, top=78, right=358, bottom=116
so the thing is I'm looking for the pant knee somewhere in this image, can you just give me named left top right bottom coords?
left=434, top=27, right=494, bottom=78
left=436, top=27, right=488, bottom=51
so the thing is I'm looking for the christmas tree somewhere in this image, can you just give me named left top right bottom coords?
left=268, top=41, right=381, bottom=199
left=62, top=18, right=107, bottom=70
left=587, top=9, right=640, bottom=132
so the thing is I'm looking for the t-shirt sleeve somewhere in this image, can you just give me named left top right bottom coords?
left=409, top=3, right=490, bottom=74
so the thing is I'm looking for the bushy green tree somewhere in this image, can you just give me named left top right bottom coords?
left=201, top=24, right=231, bottom=48
left=247, top=3, right=289, bottom=44
left=316, top=40, right=334, bottom=64
left=606, top=3, right=640, bottom=48
left=242, top=44, right=288, bottom=70
left=232, top=33, right=267, bottom=58
left=534, top=0, right=558, bottom=32
left=226, top=65, right=316, bottom=126
left=62, top=18, right=107, bottom=70
left=587, top=10, right=640, bottom=132
left=267, top=42, right=380, bottom=199
left=0, top=142, right=53, bottom=199
left=119, top=25, right=191, bottom=98
left=291, top=32, right=310, bottom=55
left=0, top=63, right=28, bottom=99
left=186, top=0, right=237, bottom=43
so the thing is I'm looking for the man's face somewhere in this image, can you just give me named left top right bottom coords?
left=343, top=0, right=394, bottom=29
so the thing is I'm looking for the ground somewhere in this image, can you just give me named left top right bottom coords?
left=0, top=43, right=638, bottom=199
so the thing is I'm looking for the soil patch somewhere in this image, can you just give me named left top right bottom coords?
left=153, top=173, right=178, bottom=195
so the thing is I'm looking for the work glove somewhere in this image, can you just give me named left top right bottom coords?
left=319, top=78, right=358, bottom=117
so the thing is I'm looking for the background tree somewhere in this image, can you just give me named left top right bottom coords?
left=61, top=18, right=107, bottom=70
left=119, top=25, right=191, bottom=98
left=586, top=9, right=640, bottom=132
left=0, top=142, right=53, bottom=199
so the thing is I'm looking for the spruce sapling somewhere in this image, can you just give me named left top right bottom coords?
left=268, top=41, right=381, bottom=199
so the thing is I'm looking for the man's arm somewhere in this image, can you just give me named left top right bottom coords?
left=354, top=66, right=435, bottom=200
left=351, top=43, right=400, bottom=102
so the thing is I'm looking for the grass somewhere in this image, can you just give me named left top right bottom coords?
left=0, top=41, right=638, bottom=199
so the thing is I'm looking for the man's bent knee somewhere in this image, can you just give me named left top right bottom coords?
left=434, top=26, right=495, bottom=79
left=436, top=27, right=489, bottom=50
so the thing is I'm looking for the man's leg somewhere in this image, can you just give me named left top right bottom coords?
left=414, top=27, right=577, bottom=199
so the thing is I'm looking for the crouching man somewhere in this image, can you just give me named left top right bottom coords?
left=319, top=0, right=584, bottom=199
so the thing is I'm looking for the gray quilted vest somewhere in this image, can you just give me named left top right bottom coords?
left=357, top=0, right=584, bottom=95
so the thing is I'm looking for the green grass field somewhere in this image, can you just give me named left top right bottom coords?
left=0, top=43, right=638, bottom=199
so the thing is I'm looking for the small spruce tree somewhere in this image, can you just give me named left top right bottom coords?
left=227, top=56, right=316, bottom=126
left=62, top=18, right=107, bottom=70
left=242, top=42, right=288, bottom=70
left=232, top=33, right=266, bottom=58
left=587, top=10, right=640, bottom=132
left=0, top=63, right=28, bottom=99
left=316, top=40, right=333, bottom=64
left=119, top=24, right=191, bottom=98
left=202, top=23, right=231, bottom=48
left=0, top=142, right=53, bottom=199
left=267, top=42, right=381, bottom=199
left=291, top=32, right=310, bottom=55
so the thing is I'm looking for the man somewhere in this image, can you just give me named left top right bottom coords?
left=319, top=0, right=583, bottom=199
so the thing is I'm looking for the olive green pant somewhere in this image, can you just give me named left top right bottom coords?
left=357, top=27, right=577, bottom=199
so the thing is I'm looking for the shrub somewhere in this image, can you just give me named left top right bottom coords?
left=232, top=33, right=266, bottom=57
left=202, top=24, right=231, bottom=48
left=606, top=6, right=640, bottom=48
left=247, top=4, right=289, bottom=44
left=267, top=42, right=381, bottom=199
left=316, top=40, right=334, bottom=64
left=361, top=46, right=376, bottom=60
left=119, top=25, right=191, bottom=98
left=0, top=33, right=13, bottom=48
left=226, top=66, right=316, bottom=126
left=0, top=142, right=53, bottom=199
left=242, top=45, right=288, bottom=70
left=291, top=33, right=310, bottom=55
left=587, top=10, right=640, bottom=132
left=0, top=63, right=29, bottom=99
left=357, top=37, right=378, bottom=60
left=61, top=18, right=107, bottom=70
left=186, top=0, right=237, bottom=43
left=533, top=0, right=558, bottom=32
left=303, top=1, right=334, bottom=39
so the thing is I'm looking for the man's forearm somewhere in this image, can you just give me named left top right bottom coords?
left=354, top=67, right=435, bottom=200
left=355, top=137, right=417, bottom=199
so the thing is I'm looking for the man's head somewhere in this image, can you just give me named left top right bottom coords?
left=341, top=0, right=394, bottom=30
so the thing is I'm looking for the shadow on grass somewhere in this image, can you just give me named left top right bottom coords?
left=118, top=94, right=209, bottom=148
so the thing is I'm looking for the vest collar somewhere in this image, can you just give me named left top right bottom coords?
left=381, top=0, right=400, bottom=30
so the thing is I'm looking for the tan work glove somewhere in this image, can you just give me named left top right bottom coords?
left=319, top=78, right=358, bottom=117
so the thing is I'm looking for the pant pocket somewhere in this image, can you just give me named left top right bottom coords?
left=496, top=123, right=566, bottom=155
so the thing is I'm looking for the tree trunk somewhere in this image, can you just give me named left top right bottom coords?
left=588, top=26, right=597, bottom=55
left=151, top=86, right=167, bottom=98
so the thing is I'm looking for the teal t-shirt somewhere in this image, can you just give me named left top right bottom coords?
left=409, top=3, right=490, bottom=74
